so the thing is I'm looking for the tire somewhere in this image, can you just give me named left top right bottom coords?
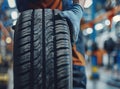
left=14, top=9, right=72, bottom=89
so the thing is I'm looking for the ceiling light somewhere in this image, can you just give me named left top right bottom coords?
left=6, top=37, right=12, bottom=44
left=105, top=19, right=110, bottom=26
left=86, top=28, right=93, bottom=34
left=84, top=0, right=93, bottom=8
left=11, top=11, right=18, bottom=20
left=8, top=0, right=16, bottom=8
left=113, top=15, right=120, bottom=23
left=95, top=23, right=104, bottom=31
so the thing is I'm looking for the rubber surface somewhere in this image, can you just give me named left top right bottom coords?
left=14, top=9, right=72, bottom=89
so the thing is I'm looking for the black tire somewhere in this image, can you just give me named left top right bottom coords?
left=14, top=9, right=72, bottom=89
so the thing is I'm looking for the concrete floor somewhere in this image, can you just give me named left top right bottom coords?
left=86, top=65, right=120, bottom=89
left=87, top=80, right=119, bottom=89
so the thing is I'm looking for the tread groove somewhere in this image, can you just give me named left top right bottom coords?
left=30, top=9, right=34, bottom=89
left=53, top=10, right=57, bottom=89
left=42, top=9, right=46, bottom=89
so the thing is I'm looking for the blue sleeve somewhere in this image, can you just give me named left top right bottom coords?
left=62, top=0, right=73, bottom=10
left=60, top=3, right=83, bottom=43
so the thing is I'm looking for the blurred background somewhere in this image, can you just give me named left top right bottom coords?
left=0, top=0, right=120, bottom=89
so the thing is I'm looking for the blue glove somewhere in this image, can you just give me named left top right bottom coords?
left=59, top=4, right=83, bottom=45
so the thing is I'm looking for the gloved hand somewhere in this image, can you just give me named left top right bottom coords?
left=59, top=4, right=84, bottom=45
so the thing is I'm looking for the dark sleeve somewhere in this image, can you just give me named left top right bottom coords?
left=15, top=0, right=28, bottom=12
left=16, top=0, right=41, bottom=12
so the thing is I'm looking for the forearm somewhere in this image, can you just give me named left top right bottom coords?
left=73, top=0, right=86, bottom=8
